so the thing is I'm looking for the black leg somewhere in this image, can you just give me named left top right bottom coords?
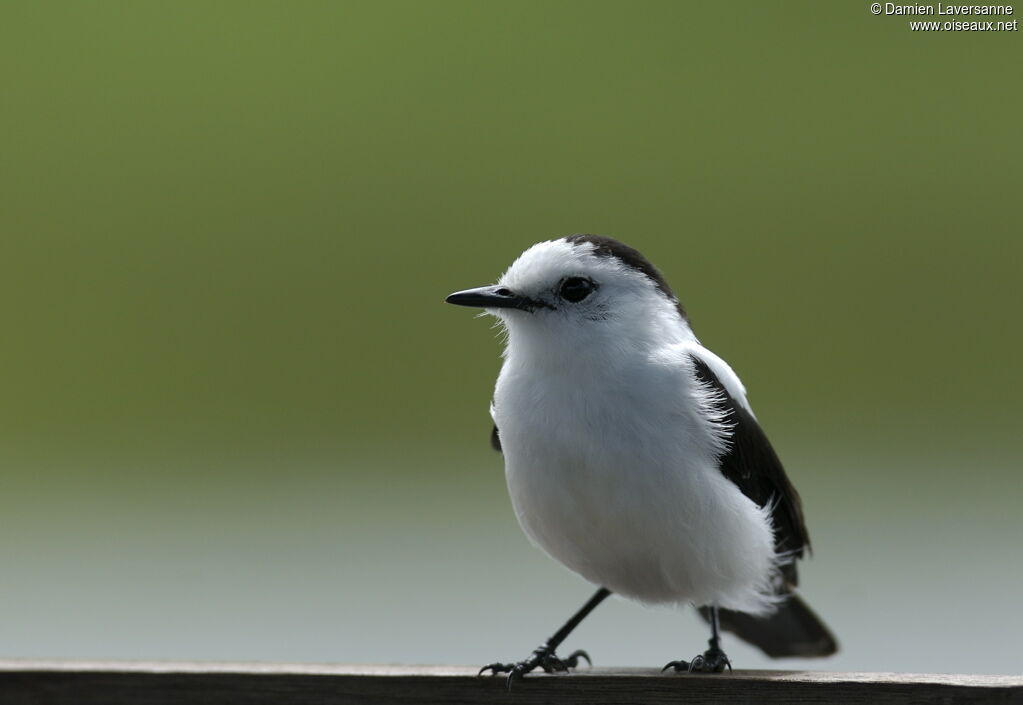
left=662, top=605, right=733, bottom=674
left=708, top=605, right=723, bottom=651
left=479, top=587, right=611, bottom=689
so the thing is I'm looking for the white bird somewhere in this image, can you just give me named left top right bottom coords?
left=446, top=235, right=836, bottom=684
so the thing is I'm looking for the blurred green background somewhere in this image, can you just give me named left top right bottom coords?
left=1, top=1, right=1020, bottom=674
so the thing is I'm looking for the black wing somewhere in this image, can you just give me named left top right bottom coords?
left=490, top=424, right=502, bottom=452
left=690, top=355, right=810, bottom=583
left=690, top=356, right=838, bottom=658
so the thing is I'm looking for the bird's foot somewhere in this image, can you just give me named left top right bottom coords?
left=478, top=644, right=591, bottom=689
left=662, top=647, right=732, bottom=674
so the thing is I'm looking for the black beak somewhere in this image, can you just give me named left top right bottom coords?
left=445, top=285, right=535, bottom=311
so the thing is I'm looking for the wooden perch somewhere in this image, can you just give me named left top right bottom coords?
left=1, top=661, right=1020, bottom=704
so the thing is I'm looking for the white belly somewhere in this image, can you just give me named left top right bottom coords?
left=493, top=363, right=781, bottom=615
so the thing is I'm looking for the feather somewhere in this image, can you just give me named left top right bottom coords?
left=699, top=593, right=838, bottom=658
left=689, top=353, right=810, bottom=583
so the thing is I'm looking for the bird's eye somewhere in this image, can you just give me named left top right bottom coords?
left=559, top=277, right=595, bottom=303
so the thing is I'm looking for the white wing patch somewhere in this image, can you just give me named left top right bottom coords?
left=683, top=343, right=756, bottom=418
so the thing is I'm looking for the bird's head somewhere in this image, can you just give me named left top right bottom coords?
left=446, top=235, right=694, bottom=357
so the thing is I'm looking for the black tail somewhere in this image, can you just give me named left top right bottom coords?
left=699, top=593, right=838, bottom=658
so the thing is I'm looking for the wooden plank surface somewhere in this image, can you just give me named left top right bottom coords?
left=1, top=661, right=1020, bottom=705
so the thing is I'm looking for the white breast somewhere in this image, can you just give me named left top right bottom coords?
left=492, top=344, right=783, bottom=615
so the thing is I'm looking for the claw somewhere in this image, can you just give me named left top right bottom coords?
left=478, top=644, right=594, bottom=688
left=663, top=648, right=731, bottom=674
left=561, top=649, right=591, bottom=668
left=544, top=655, right=568, bottom=672
left=661, top=659, right=691, bottom=673
left=477, top=662, right=511, bottom=677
